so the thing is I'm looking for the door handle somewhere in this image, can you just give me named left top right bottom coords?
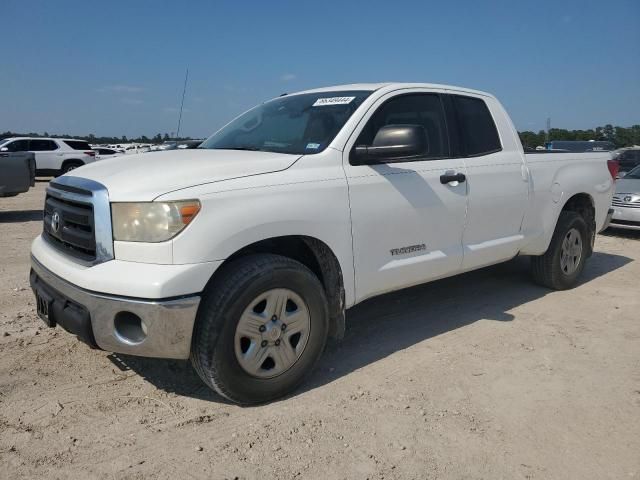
left=0, top=153, right=8, bottom=157
left=440, top=172, right=466, bottom=184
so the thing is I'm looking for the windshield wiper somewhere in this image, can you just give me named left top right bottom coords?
left=224, top=146, right=263, bottom=152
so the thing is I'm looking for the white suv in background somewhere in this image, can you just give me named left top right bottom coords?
left=0, top=137, right=97, bottom=175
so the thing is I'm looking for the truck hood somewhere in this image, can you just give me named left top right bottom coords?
left=66, top=149, right=301, bottom=201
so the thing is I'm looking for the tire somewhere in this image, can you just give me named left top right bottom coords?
left=191, top=254, right=329, bottom=404
left=60, top=161, right=84, bottom=175
left=531, top=211, right=588, bottom=290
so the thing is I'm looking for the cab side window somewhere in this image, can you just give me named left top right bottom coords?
left=451, top=95, right=502, bottom=156
left=354, top=93, right=450, bottom=161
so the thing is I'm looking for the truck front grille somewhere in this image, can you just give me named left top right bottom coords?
left=44, top=192, right=96, bottom=261
left=42, top=177, right=114, bottom=264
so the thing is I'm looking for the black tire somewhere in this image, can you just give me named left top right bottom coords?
left=531, top=211, right=588, bottom=290
left=190, top=254, right=329, bottom=404
left=60, top=161, right=84, bottom=175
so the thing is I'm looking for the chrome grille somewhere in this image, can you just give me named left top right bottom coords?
left=612, top=195, right=640, bottom=209
left=42, top=177, right=114, bottom=264
left=44, top=191, right=95, bottom=260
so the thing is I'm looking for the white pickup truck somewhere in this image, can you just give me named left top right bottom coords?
left=30, top=83, right=618, bottom=404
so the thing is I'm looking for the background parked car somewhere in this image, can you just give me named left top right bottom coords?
left=545, top=140, right=616, bottom=152
left=613, top=148, right=640, bottom=175
left=92, top=147, right=125, bottom=160
left=0, top=150, right=35, bottom=197
left=177, top=139, right=203, bottom=149
left=610, top=165, right=640, bottom=231
left=0, top=137, right=96, bottom=175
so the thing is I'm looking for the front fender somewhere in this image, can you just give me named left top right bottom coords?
left=168, top=174, right=355, bottom=306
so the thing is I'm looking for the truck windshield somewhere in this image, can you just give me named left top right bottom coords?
left=199, top=91, right=372, bottom=155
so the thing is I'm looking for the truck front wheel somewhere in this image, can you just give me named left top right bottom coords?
left=531, top=211, right=588, bottom=290
left=191, top=254, right=329, bottom=404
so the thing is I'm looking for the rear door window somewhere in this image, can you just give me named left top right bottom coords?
left=63, top=140, right=92, bottom=150
left=30, top=139, right=58, bottom=151
left=452, top=95, right=502, bottom=156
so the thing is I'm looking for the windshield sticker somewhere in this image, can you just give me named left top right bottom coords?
left=312, top=96, right=355, bottom=107
left=306, top=143, right=321, bottom=150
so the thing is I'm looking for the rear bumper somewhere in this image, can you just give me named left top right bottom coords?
left=30, top=256, right=200, bottom=359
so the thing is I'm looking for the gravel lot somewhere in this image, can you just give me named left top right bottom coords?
left=1, top=181, right=639, bottom=480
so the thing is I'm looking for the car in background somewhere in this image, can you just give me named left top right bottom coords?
left=93, top=147, right=124, bottom=160
left=155, top=141, right=178, bottom=151
left=149, top=140, right=203, bottom=151
left=177, top=139, right=203, bottom=149
left=123, top=144, right=151, bottom=154
left=610, top=165, right=640, bottom=231
left=0, top=150, right=35, bottom=197
left=545, top=140, right=615, bottom=152
left=0, top=137, right=96, bottom=175
left=613, top=148, right=640, bottom=176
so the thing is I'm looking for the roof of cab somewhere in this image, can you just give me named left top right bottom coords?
left=292, top=82, right=494, bottom=98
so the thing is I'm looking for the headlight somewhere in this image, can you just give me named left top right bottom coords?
left=111, top=200, right=200, bottom=242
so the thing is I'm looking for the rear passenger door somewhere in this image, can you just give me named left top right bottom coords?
left=344, top=91, right=469, bottom=302
left=29, top=139, right=60, bottom=171
left=446, top=94, right=529, bottom=270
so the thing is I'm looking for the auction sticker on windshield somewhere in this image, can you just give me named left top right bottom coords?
left=312, top=96, right=355, bottom=106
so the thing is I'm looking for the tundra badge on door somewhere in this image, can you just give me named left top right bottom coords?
left=390, top=244, right=427, bottom=256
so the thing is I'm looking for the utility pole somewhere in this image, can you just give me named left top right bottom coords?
left=545, top=117, right=551, bottom=145
left=176, top=68, right=189, bottom=140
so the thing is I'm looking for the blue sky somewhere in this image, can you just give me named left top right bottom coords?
left=1, top=0, right=638, bottom=138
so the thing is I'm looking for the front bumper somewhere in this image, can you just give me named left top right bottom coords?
left=30, top=256, right=200, bottom=359
left=609, top=205, right=640, bottom=231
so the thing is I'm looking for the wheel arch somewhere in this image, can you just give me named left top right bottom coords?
left=559, top=192, right=596, bottom=256
left=60, top=158, right=85, bottom=171
left=204, top=235, right=347, bottom=340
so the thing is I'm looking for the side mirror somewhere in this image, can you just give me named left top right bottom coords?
left=352, top=124, right=427, bottom=164
left=0, top=147, right=8, bottom=152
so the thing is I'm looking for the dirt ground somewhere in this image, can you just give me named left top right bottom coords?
left=0, top=181, right=638, bottom=480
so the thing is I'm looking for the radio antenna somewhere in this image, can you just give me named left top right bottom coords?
left=176, top=68, right=189, bottom=139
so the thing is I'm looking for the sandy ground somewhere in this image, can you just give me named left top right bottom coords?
left=0, top=181, right=639, bottom=480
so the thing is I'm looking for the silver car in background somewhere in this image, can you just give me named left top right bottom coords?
left=610, top=165, right=640, bottom=231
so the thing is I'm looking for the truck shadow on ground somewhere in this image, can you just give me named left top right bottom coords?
left=110, top=250, right=632, bottom=404
left=600, top=228, right=640, bottom=241
left=0, top=209, right=43, bottom=223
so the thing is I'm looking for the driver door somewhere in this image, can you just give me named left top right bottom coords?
left=343, top=91, right=468, bottom=303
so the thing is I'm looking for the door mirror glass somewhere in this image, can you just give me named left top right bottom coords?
left=352, top=124, right=428, bottom=164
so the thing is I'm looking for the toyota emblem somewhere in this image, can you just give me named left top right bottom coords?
left=51, top=211, right=60, bottom=233
left=624, top=196, right=632, bottom=203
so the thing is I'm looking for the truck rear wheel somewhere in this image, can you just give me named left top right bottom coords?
left=531, top=211, right=588, bottom=290
left=191, top=254, right=329, bottom=404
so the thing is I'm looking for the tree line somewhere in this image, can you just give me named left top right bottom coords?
left=518, top=124, right=640, bottom=149
left=2, top=124, right=640, bottom=148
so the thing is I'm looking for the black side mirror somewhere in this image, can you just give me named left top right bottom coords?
left=352, top=124, right=428, bottom=164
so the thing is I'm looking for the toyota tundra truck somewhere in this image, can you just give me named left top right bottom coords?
left=29, top=83, right=618, bottom=404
